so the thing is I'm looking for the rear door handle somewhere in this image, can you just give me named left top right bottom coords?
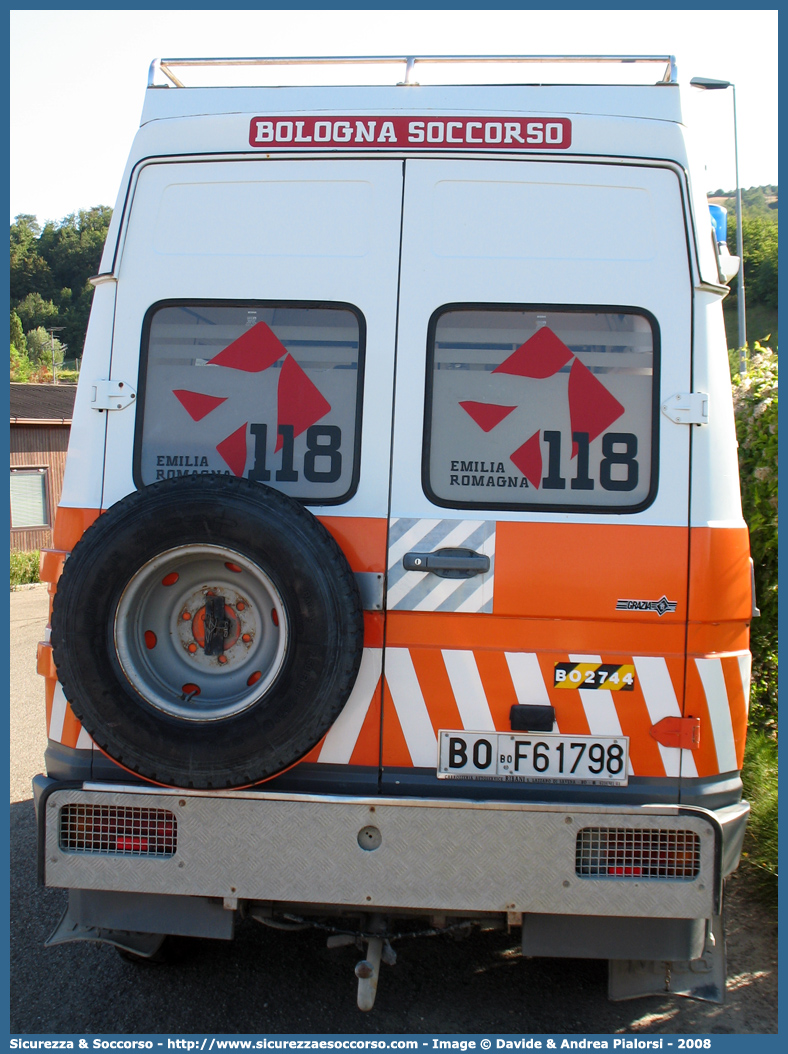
left=402, top=547, right=490, bottom=579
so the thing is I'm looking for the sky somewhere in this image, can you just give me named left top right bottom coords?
left=9, top=7, right=779, bottom=226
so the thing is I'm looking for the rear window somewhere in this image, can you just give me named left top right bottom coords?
left=424, top=305, right=658, bottom=512
left=134, top=301, right=364, bottom=505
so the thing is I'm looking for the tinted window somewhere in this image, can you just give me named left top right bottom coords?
left=424, top=306, right=658, bottom=512
left=136, top=302, right=364, bottom=505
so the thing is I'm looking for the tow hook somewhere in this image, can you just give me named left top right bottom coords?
left=261, top=912, right=479, bottom=1010
left=353, top=917, right=395, bottom=1011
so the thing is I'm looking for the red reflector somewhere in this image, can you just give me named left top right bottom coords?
left=162, top=572, right=179, bottom=586
left=144, top=630, right=157, bottom=649
left=650, top=716, right=701, bottom=750
left=116, top=837, right=148, bottom=852
left=225, top=562, right=243, bottom=573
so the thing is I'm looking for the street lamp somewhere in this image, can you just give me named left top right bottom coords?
left=690, top=76, right=746, bottom=369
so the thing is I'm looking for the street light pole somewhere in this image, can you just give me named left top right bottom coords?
left=731, top=83, right=746, bottom=357
left=690, top=77, right=747, bottom=370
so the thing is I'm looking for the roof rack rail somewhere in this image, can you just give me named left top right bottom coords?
left=148, top=54, right=678, bottom=89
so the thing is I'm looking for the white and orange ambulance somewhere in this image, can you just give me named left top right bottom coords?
left=34, top=56, right=754, bottom=1009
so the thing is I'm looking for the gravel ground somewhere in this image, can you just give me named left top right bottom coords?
left=10, top=584, right=777, bottom=1035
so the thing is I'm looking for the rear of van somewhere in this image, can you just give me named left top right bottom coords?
left=35, top=56, right=752, bottom=1007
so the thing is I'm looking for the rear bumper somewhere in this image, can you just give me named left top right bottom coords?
left=37, top=778, right=749, bottom=920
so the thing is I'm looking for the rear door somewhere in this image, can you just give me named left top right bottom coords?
left=102, top=158, right=405, bottom=780
left=383, top=158, right=694, bottom=797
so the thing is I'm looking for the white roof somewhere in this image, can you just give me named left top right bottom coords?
left=141, top=83, right=684, bottom=127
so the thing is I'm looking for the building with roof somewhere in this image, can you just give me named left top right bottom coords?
left=10, top=383, right=77, bottom=551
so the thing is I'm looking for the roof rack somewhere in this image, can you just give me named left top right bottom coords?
left=148, top=55, right=678, bottom=89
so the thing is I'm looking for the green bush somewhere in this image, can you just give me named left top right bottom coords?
left=739, top=730, right=778, bottom=906
left=10, top=549, right=41, bottom=589
left=10, top=341, right=32, bottom=381
left=731, top=345, right=778, bottom=733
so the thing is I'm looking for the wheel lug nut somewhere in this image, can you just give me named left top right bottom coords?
left=218, top=654, right=228, bottom=665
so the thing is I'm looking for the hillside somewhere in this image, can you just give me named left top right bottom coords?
left=709, top=185, right=778, bottom=218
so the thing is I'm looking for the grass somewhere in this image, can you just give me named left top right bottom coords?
left=10, top=549, right=40, bottom=589
left=739, top=730, right=778, bottom=909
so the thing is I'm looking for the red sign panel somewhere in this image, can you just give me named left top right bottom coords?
left=249, top=115, right=572, bottom=150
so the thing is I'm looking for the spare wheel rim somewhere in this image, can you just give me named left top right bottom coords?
left=114, top=544, right=289, bottom=721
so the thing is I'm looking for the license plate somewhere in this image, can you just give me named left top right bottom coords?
left=437, top=731, right=629, bottom=786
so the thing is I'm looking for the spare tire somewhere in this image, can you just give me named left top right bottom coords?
left=51, top=475, right=364, bottom=788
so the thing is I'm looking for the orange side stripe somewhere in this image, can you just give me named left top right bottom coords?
left=363, top=611, right=384, bottom=649
left=36, top=642, right=56, bottom=679
left=495, top=522, right=688, bottom=621
left=39, top=550, right=66, bottom=586
left=689, top=526, right=752, bottom=623
left=386, top=611, right=686, bottom=656
left=318, top=516, right=387, bottom=573
left=53, top=506, right=101, bottom=551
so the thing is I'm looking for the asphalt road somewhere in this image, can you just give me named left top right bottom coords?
left=10, top=584, right=777, bottom=1035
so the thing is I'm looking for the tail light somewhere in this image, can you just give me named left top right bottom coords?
left=59, top=804, right=177, bottom=857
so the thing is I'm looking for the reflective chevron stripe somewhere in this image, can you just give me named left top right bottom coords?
left=49, top=682, right=68, bottom=744
left=384, top=647, right=438, bottom=766
left=443, top=650, right=495, bottom=731
left=47, top=680, right=95, bottom=750
left=505, top=651, right=552, bottom=708
left=387, top=517, right=495, bottom=613
left=695, top=657, right=739, bottom=774
left=317, top=649, right=382, bottom=765
left=634, top=656, right=697, bottom=778
left=312, top=647, right=748, bottom=779
left=46, top=646, right=748, bottom=780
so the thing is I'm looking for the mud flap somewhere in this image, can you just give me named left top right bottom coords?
left=46, top=900, right=166, bottom=958
left=608, top=915, right=725, bottom=1004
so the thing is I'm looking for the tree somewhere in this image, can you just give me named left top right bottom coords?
left=25, top=326, right=66, bottom=368
left=15, top=290, right=59, bottom=332
left=10, top=309, right=27, bottom=356
left=10, top=206, right=112, bottom=366
left=10, top=214, right=54, bottom=303
left=10, top=342, right=32, bottom=381
left=742, top=215, right=778, bottom=309
left=38, top=206, right=113, bottom=294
